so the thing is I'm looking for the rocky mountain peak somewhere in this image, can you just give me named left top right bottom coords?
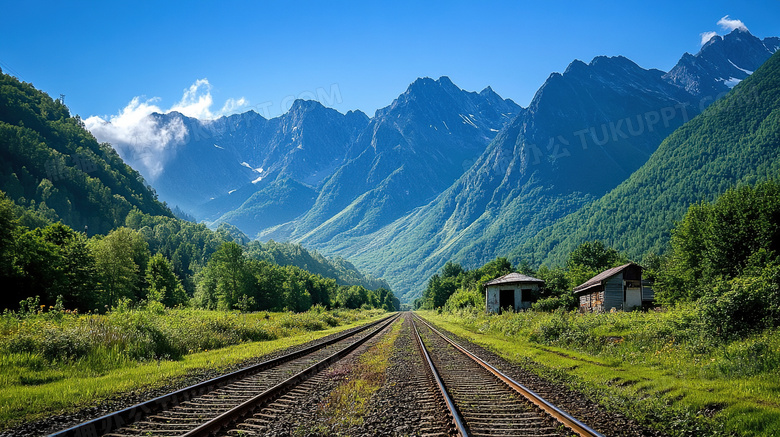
left=664, top=28, right=777, bottom=99
left=287, top=99, right=326, bottom=115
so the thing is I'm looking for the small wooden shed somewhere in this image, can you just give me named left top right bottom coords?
left=573, top=263, right=654, bottom=312
left=484, top=273, right=545, bottom=314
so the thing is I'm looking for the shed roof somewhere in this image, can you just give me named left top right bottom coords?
left=484, top=272, right=545, bottom=287
left=573, top=263, right=639, bottom=294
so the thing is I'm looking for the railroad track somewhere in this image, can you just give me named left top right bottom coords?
left=50, top=314, right=400, bottom=437
left=412, top=314, right=603, bottom=437
left=221, top=313, right=455, bottom=436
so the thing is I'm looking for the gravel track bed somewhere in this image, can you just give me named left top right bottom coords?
left=420, top=315, right=667, bottom=437
left=0, top=318, right=385, bottom=437
left=344, top=314, right=453, bottom=436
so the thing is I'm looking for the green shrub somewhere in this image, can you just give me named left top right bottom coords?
left=530, top=294, right=578, bottom=312
left=444, top=288, right=484, bottom=312
left=528, top=310, right=601, bottom=349
left=699, top=265, right=780, bottom=340
left=705, top=333, right=780, bottom=378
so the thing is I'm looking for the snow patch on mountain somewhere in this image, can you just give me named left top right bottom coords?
left=459, top=114, right=478, bottom=128
left=728, top=60, right=753, bottom=75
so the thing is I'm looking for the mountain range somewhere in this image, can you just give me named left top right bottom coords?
left=96, top=28, right=780, bottom=302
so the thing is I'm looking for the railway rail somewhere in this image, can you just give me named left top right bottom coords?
left=412, top=314, right=603, bottom=437
left=50, top=313, right=399, bottom=437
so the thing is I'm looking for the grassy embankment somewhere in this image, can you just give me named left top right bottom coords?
left=418, top=308, right=780, bottom=437
left=0, top=305, right=387, bottom=430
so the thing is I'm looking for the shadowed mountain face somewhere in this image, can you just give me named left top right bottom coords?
left=517, top=49, right=780, bottom=271
left=135, top=100, right=368, bottom=220
left=262, top=76, right=522, bottom=244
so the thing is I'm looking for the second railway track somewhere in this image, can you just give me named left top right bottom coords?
left=412, top=314, right=603, bottom=437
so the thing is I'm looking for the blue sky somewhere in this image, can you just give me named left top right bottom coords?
left=1, top=1, right=779, bottom=122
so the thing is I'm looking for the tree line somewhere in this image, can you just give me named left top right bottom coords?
left=654, top=180, right=780, bottom=339
left=423, top=180, right=780, bottom=341
left=1, top=191, right=398, bottom=313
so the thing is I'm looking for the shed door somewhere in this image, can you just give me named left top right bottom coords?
left=499, top=289, right=514, bottom=313
left=625, top=287, right=642, bottom=310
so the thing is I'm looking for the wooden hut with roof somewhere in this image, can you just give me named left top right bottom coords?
left=573, top=263, right=654, bottom=312
left=484, top=273, right=545, bottom=313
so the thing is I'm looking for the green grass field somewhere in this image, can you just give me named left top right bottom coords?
left=418, top=308, right=780, bottom=436
left=0, top=305, right=386, bottom=430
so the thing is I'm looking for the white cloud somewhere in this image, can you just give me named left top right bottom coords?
left=221, top=97, right=249, bottom=115
left=85, top=97, right=187, bottom=181
left=717, top=15, right=748, bottom=32
left=700, top=31, right=718, bottom=46
left=698, top=17, right=749, bottom=47
left=169, top=79, right=214, bottom=119
left=85, top=79, right=248, bottom=182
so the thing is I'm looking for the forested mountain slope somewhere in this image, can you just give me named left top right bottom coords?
left=0, top=71, right=173, bottom=234
left=516, top=49, right=780, bottom=267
